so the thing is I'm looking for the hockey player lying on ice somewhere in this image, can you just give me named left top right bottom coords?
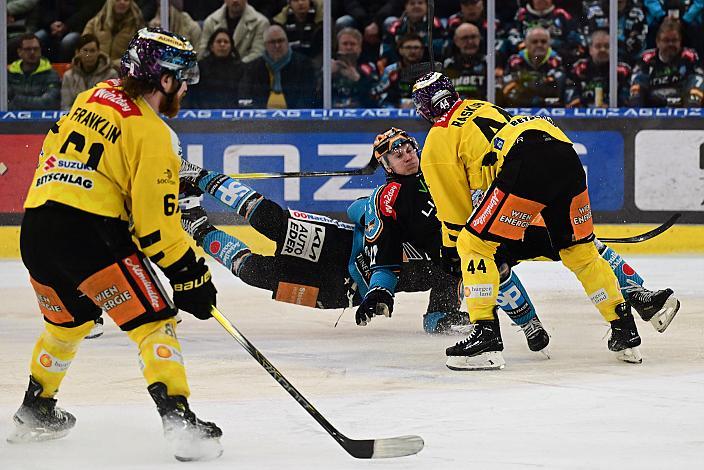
left=178, top=133, right=678, bottom=355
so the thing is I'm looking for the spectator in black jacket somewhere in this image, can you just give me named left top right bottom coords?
left=31, top=0, right=104, bottom=62
left=239, top=24, right=319, bottom=108
left=186, top=28, right=244, bottom=109
left=273, top=0, right=324, bottom=66
left=335, top=0, right=405, bottom=64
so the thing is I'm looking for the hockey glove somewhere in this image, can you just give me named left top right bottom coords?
left=356, top=287, right=394, bottom=326
left=441, top=246, right=462, bottom=279
left=167, top=256, right=217, bottom=320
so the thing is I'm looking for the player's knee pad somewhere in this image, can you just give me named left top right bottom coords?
left=497, top=268, right=537, bottom=326
left=457, top=230, right=500, bottom=321
left=559, top=243, right=623, bottom=322
left=30, top=321, right=93, bottom=397
left=127, top=318, right=190, bottom=398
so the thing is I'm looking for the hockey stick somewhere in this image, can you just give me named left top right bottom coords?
left=210, top=307, right=424, bottom=459
left=598, top=213, right=681, bottom=243
left=428, top=0, right=435, bottom=72
left=227, top=157, right=378, bottom=179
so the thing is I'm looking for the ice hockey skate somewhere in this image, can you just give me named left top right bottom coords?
left=148, top=382, right=223, bottom=462
left=519, top=316, right=550, bottom=357
left=627, top=286, right=680, bottom=333
left=85, top=316, right=104, bottom=339
left=446, top=316, right=505, bottom=370
left=423, top=310, right=472, bottom=335
left=608, top=303, right=643, bottom=364
left=7, top=376, right=76, bottom=444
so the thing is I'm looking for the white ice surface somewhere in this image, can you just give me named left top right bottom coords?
left=1, top=257, right=703, bottom=469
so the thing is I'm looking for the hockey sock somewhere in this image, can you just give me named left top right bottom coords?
left=201, top=228, right=252, bottom=276
left=595, top=241, right=645, bottom=295
left=127, top=318, right=190, bottom=398
left=560, top=243, right=624, bottom=322
left=29, top=321, right=94, bottom=397
left=497, top=268, right=538, bottom=326
left=198, top=171, right=263, bottom=219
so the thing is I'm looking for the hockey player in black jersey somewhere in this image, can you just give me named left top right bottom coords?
left=178, top=159, right=465, bottom=332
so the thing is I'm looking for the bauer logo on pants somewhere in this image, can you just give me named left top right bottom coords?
left=282, top=219, right=325, bottom=262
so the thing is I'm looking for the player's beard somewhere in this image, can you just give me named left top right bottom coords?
left=160, top=91, right=183, bottom=118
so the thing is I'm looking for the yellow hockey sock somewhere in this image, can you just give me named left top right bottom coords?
left=127, top=318, right=190, bottom=398
left=29, top=321, right=93, bottom=398
left=457, top=230, right=500, bottom=322
left=560, top=242, right=625, bottom=322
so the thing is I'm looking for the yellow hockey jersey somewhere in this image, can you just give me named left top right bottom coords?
left=24, top=79, right=190, bottom=269
left=420, top=99, right=572, bottom=248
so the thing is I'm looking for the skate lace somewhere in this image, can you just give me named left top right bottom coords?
left=520, top=317, right=542, bottom=339
left=621, top=281, right=657, bottom=302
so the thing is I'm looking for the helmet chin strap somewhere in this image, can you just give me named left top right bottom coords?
left=155, top=73, right=181, bottom=109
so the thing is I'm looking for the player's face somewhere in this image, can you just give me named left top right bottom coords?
left=386, top=142, right=419, bottom=175
left=159, top=75, right=187, bottom=118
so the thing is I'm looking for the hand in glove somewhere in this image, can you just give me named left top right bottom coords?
left=356, top=287, right=394, bottom=326
left=167, top=256, right=217, bottom=320
left=441, top=245, right=462, bottom=279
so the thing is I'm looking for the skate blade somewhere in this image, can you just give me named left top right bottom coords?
left=651, top=297, right=680, bottom=333
left=84, top=325, right=104, bottom=339
left=446, top=351, right=505, bottom=371
left=6, top=425, right=71, bottom=444
left=616, top=346, right=643, bottom=364
left=537, top=347, right=551, bottom=359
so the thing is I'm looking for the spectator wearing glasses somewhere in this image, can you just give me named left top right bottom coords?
left=503, top=26, right=566, bottom=107
left=8, top=33, right=61, bottom=110
left=239, top=24, right=319, bottom=108
left=331, top=27, right=381, bottom=108
left=60, top=34, right=119, bottom=110
left=444, top=23, right=493, bottom=101
left=564, top=29, right=632, bottom=107
left=373, top=33, right=427, bottom=108
left=629, top=17, right=704, bottom=107
left=199, top=0, right=269, bottom=62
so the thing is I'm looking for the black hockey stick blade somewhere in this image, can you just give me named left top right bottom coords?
left=227, top=157, right=378, bottom=179
left=598, top=213, right=681, bottom=243
left=211, top=307, right=424, bottom=459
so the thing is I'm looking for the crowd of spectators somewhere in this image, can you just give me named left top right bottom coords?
left=5, top=0, right=704, bottom=110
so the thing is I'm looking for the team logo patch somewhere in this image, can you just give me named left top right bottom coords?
left=86, top=87, right=142, bottom=117
left=379, top=182, right=401, bottom=217
left=590, top=288, right=608, bottom=305
left=282, top=219, right=325, bottom=262
left=493, top=137, right=504, bottom=150
left=153, top=344, right=183, bottom=364
left=37, top=349, right=71, bottom=372
left=470, top=187, right=506, bottom=232
left=465, top=284, right=494, bottom=298
left=209, top=240, right=222, bottom=254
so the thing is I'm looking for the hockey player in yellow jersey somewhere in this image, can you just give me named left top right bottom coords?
left=8, top=28, right=223, bottom=461
left=411, top=71, right=642, bottom=370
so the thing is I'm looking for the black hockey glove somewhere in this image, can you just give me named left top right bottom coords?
left=441, top=246, right=462, bottom=279
left=166, top=254, right=217, bottom=320
left=356, top=287, right=394, bottom=326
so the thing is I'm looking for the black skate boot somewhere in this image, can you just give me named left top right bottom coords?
left=446, top=313, right=505, bottom=370
left=180, top=205, right=216, bottom=246
left=148, top=382, right=223, bottom=462
left=7, top=376, right=76, bottom=444
left=519, top=316, right=550, bottom=355
left=423, top=310, right=472, bottom=335
left=85, top=316, right=104, bottom=339
left=608, top=303, right=642, bottom=364
left=628, top=287, right=680, bottom=333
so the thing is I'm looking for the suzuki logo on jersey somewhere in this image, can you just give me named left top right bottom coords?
left=379, top=182, right=400, bottom=217
left=43, top=155, right=57, bottom=171
left=87, top=88, right=142, bottom=117
left=282, top=219, right=325, bottom=262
